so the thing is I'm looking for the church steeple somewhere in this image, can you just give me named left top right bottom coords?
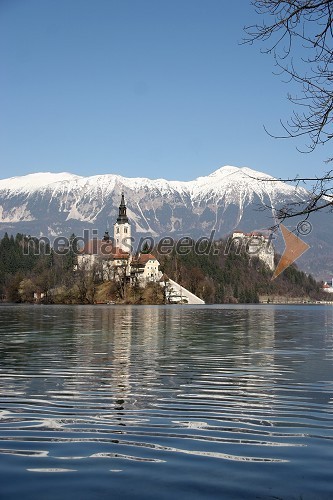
left=114, top=192, right=131, bottom=251
left=117, top=192, right=129, bottom=224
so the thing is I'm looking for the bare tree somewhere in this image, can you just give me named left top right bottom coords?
left=111, top=263, right=128, bottom=300
left=244, top=1, right=333, bottom=219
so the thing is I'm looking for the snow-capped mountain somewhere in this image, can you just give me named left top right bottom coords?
left=0, top=165, right=331, bottom=277
left=0, top=165, right=307, bottom=234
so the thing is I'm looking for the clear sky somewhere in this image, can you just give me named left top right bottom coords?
left=0, top=0, right=329, bottom=181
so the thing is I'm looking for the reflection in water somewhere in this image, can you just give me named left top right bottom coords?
left=0, top=304, right=333, bottom=499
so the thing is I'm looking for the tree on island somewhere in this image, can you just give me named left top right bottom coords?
left=244, top=0, right=333, bottom=220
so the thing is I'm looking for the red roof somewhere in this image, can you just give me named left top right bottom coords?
left=132, top=253, right=157, bottom=265
left=79, top=240, right=130, bottom=259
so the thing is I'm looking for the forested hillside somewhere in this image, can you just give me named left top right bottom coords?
left=0, top=233, right=325, bottom=304
left=156, top=240, right=324, bottom=304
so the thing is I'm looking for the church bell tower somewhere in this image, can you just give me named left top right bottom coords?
left=114, top=193, right=131, bottom=251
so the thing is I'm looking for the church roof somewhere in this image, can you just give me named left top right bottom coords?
left=79, top=239, right=130, bottom=259
left=131, top=253, right=157, bottom=265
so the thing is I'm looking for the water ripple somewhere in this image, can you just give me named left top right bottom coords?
left=0, top=304, right=333, bottom=499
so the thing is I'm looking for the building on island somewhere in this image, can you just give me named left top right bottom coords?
left=76, top=193, right=205, bottom=304
left=130, top=253, right=160, bottom=281
left=77, top=193, right=153, bottom=283
left=114, top=192, right=131, bottom=252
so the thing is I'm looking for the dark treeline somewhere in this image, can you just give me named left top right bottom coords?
left=0, top=232, right=164, bottom=304
left=0, top=232, right=326, bottom=304
left=156, top=240, right=324, bottom=304
left=0, top=233, right=78, bottom=303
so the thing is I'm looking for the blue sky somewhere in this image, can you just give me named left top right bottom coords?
left=0, top=0, right=329, bottom=181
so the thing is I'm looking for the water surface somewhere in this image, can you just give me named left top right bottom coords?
left=0, top=304, right=333, bottom=499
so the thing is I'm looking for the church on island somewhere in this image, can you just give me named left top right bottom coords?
left=77, top=193, right=205, bottom=305
left=77, top=193, right=161, bottom=283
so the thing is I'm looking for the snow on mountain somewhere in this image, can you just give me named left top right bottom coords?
left=0, top=164, right=304, bottom=201
left=189, top=166, right=299, bottom=200
left=0, top=165, right=307, bottom=227
left=0, top=172, right=82, bottom=194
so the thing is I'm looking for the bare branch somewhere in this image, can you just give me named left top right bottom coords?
left=244, top=1, right=333, bottom=158
left=244, top=1, right=333, bottom=220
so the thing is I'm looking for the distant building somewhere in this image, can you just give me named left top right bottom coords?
left=130, top=253, right=160, bottom=281
left=322, top=279, right=333, bottom=293
left=231, top=230, right=274, bottom=271
left=77, top=193, right=161, bottom=284
left=114, top=192, right=131, bottom=252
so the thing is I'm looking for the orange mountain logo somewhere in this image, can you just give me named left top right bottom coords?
left=272, top=224, right=310, bottom=280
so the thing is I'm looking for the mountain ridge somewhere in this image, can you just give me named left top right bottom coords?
left=0, top=165, right=300, bottom=195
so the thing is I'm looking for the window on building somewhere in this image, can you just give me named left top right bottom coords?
left=124, top=228, right=127, bottom=234
left=116, top=228, right=119, bottom=234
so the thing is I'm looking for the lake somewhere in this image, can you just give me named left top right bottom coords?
left=0, top=304, right=333, bottom=499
